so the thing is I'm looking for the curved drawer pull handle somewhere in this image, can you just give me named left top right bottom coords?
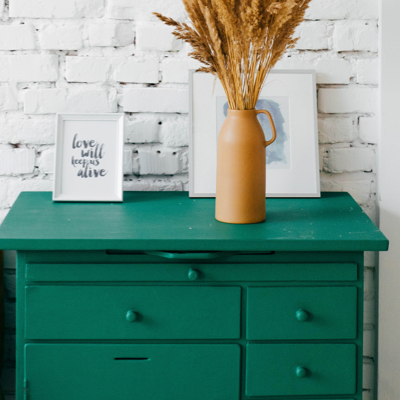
left=126, top=310, right=139, bottom=322
left=296, top=366, right=308, bottom=378
left=188, top=268, right=199, bottom=281
left=296, top=309, right=309, bottom=322
left=143, top=251, right=229, bottom=260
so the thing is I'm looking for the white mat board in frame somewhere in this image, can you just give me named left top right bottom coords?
left=53, top=113, right=124, bottom=202
left=189, top=70, right=320, bottom=198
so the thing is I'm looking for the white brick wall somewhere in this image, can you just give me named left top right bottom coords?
left=0, top=0, right=381, bottom=397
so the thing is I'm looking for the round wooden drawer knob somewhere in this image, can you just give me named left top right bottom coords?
left=296, top=309, right=309, bottom=322
left=126, top=310, right=139, bottom=322
left=296, top=366, right=308, bottom=378
left=188, top=269, right=199, bottom=281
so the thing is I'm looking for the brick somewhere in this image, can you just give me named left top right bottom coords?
left=37, top=148, right=54, bottom=173
left=318, top=117, right=356, bottom=143
left=123, top=148, right=133, bottom=175
left=333, top=21, right=378, bottom=52
left=123, top=176, right=184, bottom=191
left=318, top=88, right=377, bottom=114
left=0, top=85, right=19, bottom=111
left=305, top=0, right=378, bottom=20
left=356, top=59, right=378, bottom=85
left=88, top=22, right=135, bottom=47
left=0, top=114, right=55, bottom=144
left=138, top=148, right=181, bottom=175
left=125, top=116, right=160, bottom=143
left=10, top=0, right=104, bottom=18
left=6, top=178, right=53, bottom=206
left=24, top=87, right=117, bottom=114
left=0, top=24, right=35, bottom=50
left=324, top=147, right=375, bottom=173
left=159, top=116, right=189, bottom=146
left=320, top=178, right=372, bottom=204
left=0, top=209, right=9, bottom=225
left=162, top=58, right=202, bottom=83
left=359, top=116, right=378, bottom=144
left=364, top=267, right=375, bottom=301
left=114, top=58, right=159, bottom=83
left=0, top=148, right=35, bottom=175
left=65, top=57, right=108, bottom=82
left=363, top=329, right=375, bottom=358
left=38, top=23, right=83, bottom=50
left=0, top=0, right=4, bottom=16
left=136, top=22, right=182, bottom=51
left=363, top=360, right=375, bottom=391
left=295, top=22, right=330, bottom=50
left=0, top=55, right=58, bottom=82
left=121, top=88, right=188, bottom=113
left=107, top=0, right=185, bottom=21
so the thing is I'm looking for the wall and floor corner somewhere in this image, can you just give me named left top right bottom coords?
left=378, top=1, right=400, bottom=399
left=0, top=0, right=380, bottom=398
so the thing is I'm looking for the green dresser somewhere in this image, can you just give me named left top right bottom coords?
left=0, top=192, right=388, bottom=400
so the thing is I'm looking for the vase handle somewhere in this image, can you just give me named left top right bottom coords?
left=256, top=109, right=277, bottom=147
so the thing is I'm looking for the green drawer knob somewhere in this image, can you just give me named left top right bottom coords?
left=296, top=309, right=309, bottom=322
left=126, top=310, right=139, bottom=322
left=188, top=269, right=199, bottom=281
left=296, top=366, right=308, bottom=378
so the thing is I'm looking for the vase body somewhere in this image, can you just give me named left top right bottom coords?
left=215, top=109, right=276, bottom=224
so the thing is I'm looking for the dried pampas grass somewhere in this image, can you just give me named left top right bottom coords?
left=154, top=0, right=311, bottom=110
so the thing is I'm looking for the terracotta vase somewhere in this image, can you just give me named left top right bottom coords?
left=215, top=109, right=277, bottom=224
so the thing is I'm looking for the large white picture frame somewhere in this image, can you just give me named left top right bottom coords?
left=53, top=113, right=124, bottom=202
left=189, top=70, right=320, bottom=198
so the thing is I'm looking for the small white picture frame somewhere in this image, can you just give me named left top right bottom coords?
left=53, top=113, right=124, bottom=202
left=189, top=70, right=320, bottom=198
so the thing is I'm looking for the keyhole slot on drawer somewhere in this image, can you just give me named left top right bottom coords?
left=114, top=358, right=150, bottom=361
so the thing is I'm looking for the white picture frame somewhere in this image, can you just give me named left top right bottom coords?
left=189, top=70, right=320, bottom=198
left=53, top=113, right=124, bottom=202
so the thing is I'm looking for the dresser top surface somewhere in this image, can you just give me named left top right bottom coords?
left=0, top=191, right=388, bottom=251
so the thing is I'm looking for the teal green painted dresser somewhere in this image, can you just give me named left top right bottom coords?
left=0, top=192, right=388, bottom=400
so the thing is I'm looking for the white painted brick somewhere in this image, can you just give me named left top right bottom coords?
left=363, top=390, right=373, bottom=400
left=123, top=177, right=184, bottom=191
left=138, top=148, right=181, bottom=175
left=0, top=209, right=9, bottom=225
left=114, top=58, right=159, bottom=83
left=0, top=176, right=9, bottom=208
left=107, top=0, right=185, bottom=21
left=121, top=88, right=188, bottom=113
left=0, top=115, right=55, bottom=144
left=320, top=179, right=372, bottom=204
left=333, top=21, right=378, bottom=52
left=24, top=87, right=117, bottom=114
left=10, top=0, right=104, bottom=18
left=318, top=88, right=377, bottom=114
left=123, top=148, right=133, bottom=175
left=363, top=329, right=375, bottom=358
left=295, top=22, right=330, bottom=50
left=0, top=55, right=58, bottom=82
left=0, top=24, right=35, bottom=50
left=125, top=117, right=160, bottom=143
left=364, top=299, right=375, bottom=326
left=38, top=23, right=83, bottom=50
left=136, top=22, right=182, bottom=51
left=88, top=22, right=135, bottom=47
left=0, top=148, right=35, bottom=175
left=356, top=59, right=378, bottom=85
left=0, top=0, right=4, bottom=17
left=6, top=178, right=53, bottom=206
left=0, top=86, right=19, bottom=111
left=364, top=267, right=375, bottom=301
left=318, top=117, right=356, bottom=143
left=161, top=58, right=202, bottom=83
left=65, top=57, right=108, bottom=82
left=37, top=148, right=54, bottom=173
left=363, top=360, right=375, bottom=391
left=324, top=147, right=375, bottom=173
left=160, top=117, right=189, bottom=146
left=305, top=0, right=378, bottom=20
left=359, top=116, right=378, bottom=144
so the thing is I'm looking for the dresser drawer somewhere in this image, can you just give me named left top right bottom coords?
left=247, top=286, right=357, bottom=340
left=25, top=286, right=241, bottom=339
left=246, top=344, right=356, bottom=397
left=25, top=344, right=240, bottom=400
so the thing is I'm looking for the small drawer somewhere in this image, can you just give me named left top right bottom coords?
left=25, top=262, right=358, bottom=282
left=25, top=285, right=241, bottom=340
left=247, top=286, right=357, bottom=340
left=25, top=344, right=240, bottom=400
left=246, top=344, right=356, bottom=397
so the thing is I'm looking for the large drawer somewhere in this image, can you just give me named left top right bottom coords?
left=246, top=344, right=356, bottom=397
left=25, top=285, right=241, bottom=339
left=247, top=286, right=357, bottom=340
left=25, top=344, right=240, bottom=400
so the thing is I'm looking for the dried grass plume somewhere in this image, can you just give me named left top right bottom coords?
left=154, top=0, right=312, bottom=110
